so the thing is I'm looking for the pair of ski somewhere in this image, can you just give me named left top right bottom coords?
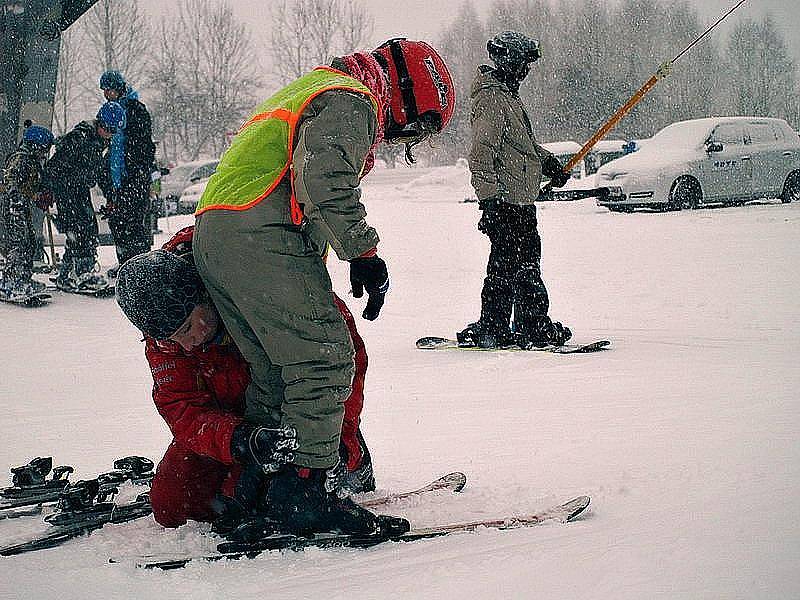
left=113, top=473, right=590, bottom=570
left=0, top=456, right=154, bottom=518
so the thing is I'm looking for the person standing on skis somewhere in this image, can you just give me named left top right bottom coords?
left=192, top=39, right=454, bottom=536
left=98, top=70, right=155, bottom=277
left=0, top=124, right=54, bottom=300
left=115, top=227, right=381, bottom=530
left=457, top=31, right=573, bottom=349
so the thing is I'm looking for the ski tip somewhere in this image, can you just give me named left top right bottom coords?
left=415, top=336, right=454, bottom=349
left=442, top=472, right=467, bottom=493
left=563, top=495, right=591, bottom=521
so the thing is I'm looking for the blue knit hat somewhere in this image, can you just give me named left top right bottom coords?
left=96, top=101, right=126, bottom=133
left=22, top=125, right=54, bottom=148
left=99, top=70, right=126, bottom=91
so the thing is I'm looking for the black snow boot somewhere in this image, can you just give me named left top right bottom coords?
left=456, top=321, right=515, bottom=348
left=515, top=315, right=572, bottom=348
left=264, top=466, right=381, bottom=535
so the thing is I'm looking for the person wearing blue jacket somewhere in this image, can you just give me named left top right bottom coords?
left=98, top=70, right=155, bottom=277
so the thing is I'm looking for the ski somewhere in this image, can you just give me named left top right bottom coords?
left=0, top=292, right=50, bottom=306
left=416, top=336, right=611, bottom=353
left=0, top=456, right=153, bottom=513
left=125, top=495, right=590, bottom=570
left=0, top=490, right=152, bottom=556
left=360, top=471, right=466, bottom=508
left=47, top=285, right=115, bottom=298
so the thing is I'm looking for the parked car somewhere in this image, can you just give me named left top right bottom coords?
left=161, top=159, right=218, bottom=213
left=585, top=139, right=628, bottom=175
left=177, top=178, right=210, bottom=213
left=596, top=117, right=800, bottom=212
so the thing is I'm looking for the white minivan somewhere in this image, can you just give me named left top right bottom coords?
left=596, top=117, right=800, bottom=211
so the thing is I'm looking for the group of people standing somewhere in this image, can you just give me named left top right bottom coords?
left=0, top=70, right=155, bottom=301
left=112, top=32, right=575, bottom=540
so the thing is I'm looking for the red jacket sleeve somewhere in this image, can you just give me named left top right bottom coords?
left=333, top=293, right=367, bottom=470
left=145, top=341, right=242, bottom=465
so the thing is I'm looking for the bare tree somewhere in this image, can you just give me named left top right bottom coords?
left=81, top=0, right=151, bottom=85
left=149, top=0, right=261, bottom=161
left=267, top=0, right=374, bottom=84
left=52, top=26, right=90, bottom=135
left=726, top=15, right=796, bottom=118
left=425, top=1, right=486, bottom=164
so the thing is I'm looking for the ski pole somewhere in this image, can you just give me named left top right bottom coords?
left=44, top=208, right=59, bottom=269
left=546, top=0, right=749, bottom=188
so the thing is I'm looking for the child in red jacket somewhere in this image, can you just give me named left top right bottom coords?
left=117, top=227, right=374, bottom=528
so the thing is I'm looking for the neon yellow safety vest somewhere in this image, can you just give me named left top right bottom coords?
left=196, top=67, right=378, bottom=224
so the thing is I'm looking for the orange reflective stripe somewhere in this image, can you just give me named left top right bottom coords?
left=239, top=108, right=294, bottom=133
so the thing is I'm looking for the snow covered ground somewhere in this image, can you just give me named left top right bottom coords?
left=1, top=164, right=799, bottom=599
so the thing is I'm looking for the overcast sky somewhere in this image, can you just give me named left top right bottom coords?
left=136, top=0, right=799, bottom=60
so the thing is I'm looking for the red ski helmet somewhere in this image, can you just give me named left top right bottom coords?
left=373, top=39, right=455, bottom=135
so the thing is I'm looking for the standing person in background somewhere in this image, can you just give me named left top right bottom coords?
left=457, top=32, right=573, bottom=350
left=42, top=103, right=123, bottom=293
left=98, top=70, right=155, bottom=278
left=0, top=124, right=53, bottom=300
left=193, top=39, right=454, bottom=536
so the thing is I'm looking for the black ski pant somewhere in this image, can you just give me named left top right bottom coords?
left=478, top=200, right=549, bottom=336
left=0, top=188, right=35, bottom=285
left=54, top=186, right=99, bottom=279
left=108, top=170, right=151, bottom=266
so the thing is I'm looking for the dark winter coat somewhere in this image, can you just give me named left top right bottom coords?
left=119, top=93, right=155, bottom=176
left=1, top=143, right=44, bottom=201
left=42, top=120, right=108, bottom=197
left=468, top=66, right=553, bottom=205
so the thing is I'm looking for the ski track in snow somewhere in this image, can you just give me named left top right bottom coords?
left=1, top=164, right=799, bottom=599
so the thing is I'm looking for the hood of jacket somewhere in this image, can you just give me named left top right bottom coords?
left=471, top=65, right=517, bottom=99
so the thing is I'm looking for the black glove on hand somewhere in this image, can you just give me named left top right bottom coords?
left=349, top=255, right=389, bottom=321
left=478, top=196, right=504, bottom=235
left=541, top=155, right=570, bottom=188
left=230, top=424, right=299, bottom=474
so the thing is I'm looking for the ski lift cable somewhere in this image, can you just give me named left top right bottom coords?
left=552, top=0, right=749, bottom=183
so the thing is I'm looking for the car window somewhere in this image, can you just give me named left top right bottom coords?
left=747, top=123, right=778, bottom=145
left=710, top=124, right=744, bottom=145
left=167, top=165, right=196, bottom=182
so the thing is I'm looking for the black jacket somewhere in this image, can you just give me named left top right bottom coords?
left=121, top=96, right=156, bottom=175
left=42, top=120, right=108, bottom=196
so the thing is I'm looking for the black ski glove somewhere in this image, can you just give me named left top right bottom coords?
left=478, top=196, right=504, bottom=235
left=541, top=155, right=570, bottom=188
left=230, top=423, right=299, bottom=474
left=349, top=255, right=389, bottom=321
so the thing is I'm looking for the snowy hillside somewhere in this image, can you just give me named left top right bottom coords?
left=1, top=165, right=798, bottom=599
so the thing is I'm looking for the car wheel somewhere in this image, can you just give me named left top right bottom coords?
left=669, top=177, right=701, bottom=211
left=781, top=170, right=800, bottom=204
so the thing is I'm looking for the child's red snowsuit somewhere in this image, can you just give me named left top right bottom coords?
left=146, top=227, right=368, bottom=527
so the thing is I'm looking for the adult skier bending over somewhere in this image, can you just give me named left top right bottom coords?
left=457, top=32, right=573, bottom=349
left=116, top=227, right=381, bottom=530
left=192, top=39, right=454, bottom=535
